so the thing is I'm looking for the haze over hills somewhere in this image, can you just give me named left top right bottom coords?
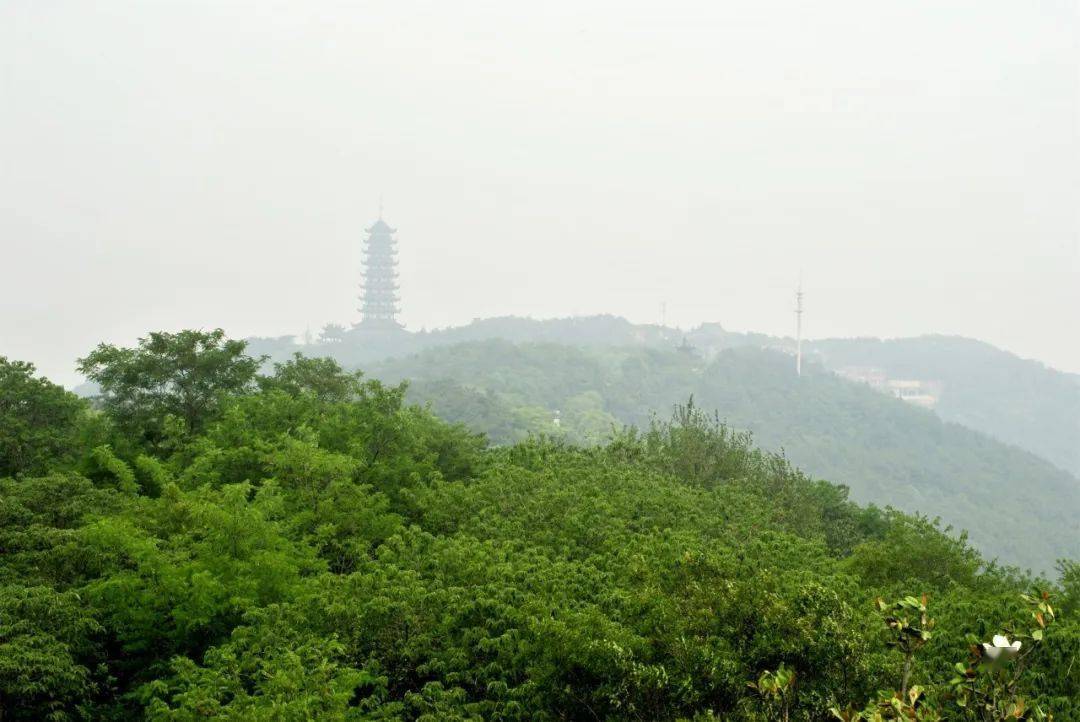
left=5, top=1, right=1077, bottom=714
left=376, top=340, right=1079, bottom=571
left=247, top=314, right=1080, bottom=474
left=235, top=315, right=1080, bottom=572
left=73, top=313, right=1080, bottom=570
left=806, top=336, right=1080, bottom=477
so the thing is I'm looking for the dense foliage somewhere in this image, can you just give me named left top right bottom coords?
left=2, top=330, right=1077, bottom=719
left=0, top=357, right=91, bottom=477
left=371, top=340, right=1080, bottom=571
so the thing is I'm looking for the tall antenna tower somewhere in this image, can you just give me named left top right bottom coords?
left=795, top=276, right=805, bottom=377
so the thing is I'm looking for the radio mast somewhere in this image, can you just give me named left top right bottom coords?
left=795, top=277, right=804, bottom=377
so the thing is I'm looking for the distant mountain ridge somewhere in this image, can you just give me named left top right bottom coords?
left=243, top=315, right=1080, bottom=477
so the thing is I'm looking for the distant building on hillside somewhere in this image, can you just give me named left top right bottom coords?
left=885, top=379, right=942, bottom=409
left=835, top=365, right=888, bottom=390
left=835, top=365, right=942, bottom=409
left=358, top=215, right=402, bottom=329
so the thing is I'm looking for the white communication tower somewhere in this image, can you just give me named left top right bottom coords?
left=795, top=278, right=805, bottom=377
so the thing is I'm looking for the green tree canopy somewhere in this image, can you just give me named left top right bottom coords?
left=0, top=331, right=1076, bottom=719
left=78, top=329, right=263, bottom=445
left=0, top=357, right=87, bottom=477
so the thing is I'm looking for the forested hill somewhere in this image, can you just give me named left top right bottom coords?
left=807, top=336, right=1080, bottom=477
left=245, top=315, right=1080, bottom=478
left=3, top=333, right=1078, bottom=718
left=369, top=340, right=1080, bottom=572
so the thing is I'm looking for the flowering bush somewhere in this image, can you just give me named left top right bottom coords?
left=831, top=591, right=1057, bottom=721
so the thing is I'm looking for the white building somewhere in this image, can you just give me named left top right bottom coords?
left=835, top=366, right=942, bottom=409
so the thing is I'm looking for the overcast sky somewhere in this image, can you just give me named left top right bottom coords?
left=2, top=0, right=1077, bottom=385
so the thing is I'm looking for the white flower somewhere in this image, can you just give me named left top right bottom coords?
left=982, top=634, right=1022, bottom=660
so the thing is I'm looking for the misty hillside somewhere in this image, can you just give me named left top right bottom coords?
left=808, top=336, right=1080, bottom=477
left=362, top=339, right=1079, bottom=572
left=7, top=0, right=1076, bottom=716
left=246, top=315, right=1080, bottom=479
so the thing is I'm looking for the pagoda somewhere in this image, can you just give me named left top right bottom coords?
left=357, top=215, right=402, bottom=328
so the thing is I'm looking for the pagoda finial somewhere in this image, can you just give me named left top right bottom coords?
left=378, top=195, right=384, bottom=220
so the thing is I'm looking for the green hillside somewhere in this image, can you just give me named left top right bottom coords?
left=2, top=334, right=1078, bottom=719
left=371, top=340, right=1080, bottom=572
left=246, top=316, right=1080, bottom=480
left=808, top=336, right=1080, bottom=477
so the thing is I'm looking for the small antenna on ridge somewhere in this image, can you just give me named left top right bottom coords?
left=795, top=273, right=805, bottom=377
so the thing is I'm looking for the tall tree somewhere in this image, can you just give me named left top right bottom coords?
left=78, top=329, right=262, bottom=445
left=257, top=353, right=365, bottom=403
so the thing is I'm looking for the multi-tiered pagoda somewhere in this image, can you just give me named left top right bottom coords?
left=357, top=216, right=401, bottom=328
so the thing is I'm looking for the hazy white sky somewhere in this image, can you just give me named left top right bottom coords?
left=2, top=0, right=1078, bottom=385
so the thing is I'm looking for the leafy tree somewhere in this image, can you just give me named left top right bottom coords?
left=0, top=585, right=102, bottom=721
left=139, top=605, right=388, bottom=720
left=77, top=329, right=263, bottom=445
left=947, top=591, right=1057, bottom=721
left=748, top=664, right=797, bottom=722
left=0, top=357, right=87, bottom=477
left=877, top=596, right=934, bottom=699
left=257, top=353, right=365, bottom=403
left=835, top=592, right=1063, bottom=721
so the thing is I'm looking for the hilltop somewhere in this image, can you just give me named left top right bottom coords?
left=246, top=314, right=1080, bottom=475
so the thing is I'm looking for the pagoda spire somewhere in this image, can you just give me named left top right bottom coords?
left=357, top=212, right=401, bottom=328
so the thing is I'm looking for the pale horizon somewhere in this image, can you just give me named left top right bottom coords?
left=3, top=1, right=1077, bottom=385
